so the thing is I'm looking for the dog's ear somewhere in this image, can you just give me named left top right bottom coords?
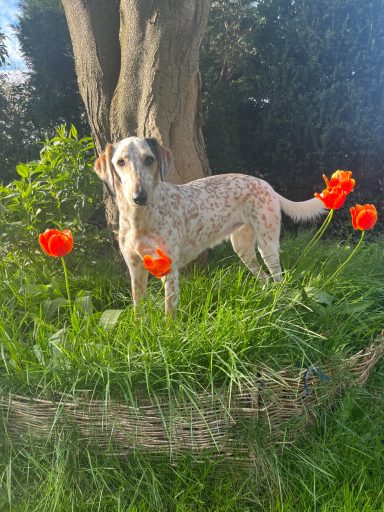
left=145, top=138, right=173, bottom=182
left=94, top=143, right=117, bottom=194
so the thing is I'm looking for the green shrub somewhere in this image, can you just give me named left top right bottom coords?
left=0, top=125, right=101, bottom=254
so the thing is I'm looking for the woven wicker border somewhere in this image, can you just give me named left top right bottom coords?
left=1, top=334, right=383, bottom=460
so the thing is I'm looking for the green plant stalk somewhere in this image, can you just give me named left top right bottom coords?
left=323, top=230, right=365, bottom=287
left=61, top=256, right=73, bottom=317
left=294, top=208, right=334, bottom=268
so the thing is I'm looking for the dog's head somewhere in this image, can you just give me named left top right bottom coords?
left=94, top=137, right=173, bottom=206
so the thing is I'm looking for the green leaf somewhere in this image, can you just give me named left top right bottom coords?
left=48, top=328, right=68, bottom=367
left=99, top=309, right=124, bottom=330
left=16, top=164, right=31, bottom=178
left=49, top=328, right=65, bottom=343
left=304, top=286, right=333, bottom=306
left=75, top=291, right=94, bottom=315
left=42, top=297, right=68, bottom=320
left=69, top=124, right=78, bottom=139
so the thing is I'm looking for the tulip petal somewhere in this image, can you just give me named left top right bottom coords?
left=350, top=207, right=358, bottom=229
left=156, top=249, right=172, bottom=264
left=356, top=208, right=377, bottom=231
left=143, top=255, right=155, bottom=270
left=332, top=190, right=347, bottom=209
left=355, top=204, right=364, bottom=213
left=38, top=232, right=52, bottom=256
left=322, top=174, right=330, bottom=188
left=156, top=248, right=168, bottom=259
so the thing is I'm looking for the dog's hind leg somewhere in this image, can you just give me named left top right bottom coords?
left=230, top=225, right=268, bottom=281
left=257, top=238, right=283, bottom=282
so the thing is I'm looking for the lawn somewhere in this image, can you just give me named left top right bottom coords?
left=0, top=228, right=383, bottom=511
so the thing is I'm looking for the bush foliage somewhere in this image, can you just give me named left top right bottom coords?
left=0, top=125, right=101, bottom=253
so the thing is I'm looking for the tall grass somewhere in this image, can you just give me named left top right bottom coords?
left=0, top=233, right=383, bottom=510
left=1, top=235, right=383, bottom=385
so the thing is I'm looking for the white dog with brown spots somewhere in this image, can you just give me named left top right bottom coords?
left=94, top=137, right=325, bottom=315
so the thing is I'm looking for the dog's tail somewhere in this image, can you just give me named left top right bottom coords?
left=277, top=194, right=326, bottom=223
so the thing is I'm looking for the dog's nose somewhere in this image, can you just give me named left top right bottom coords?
left=132, top=190, right=148, bottom=206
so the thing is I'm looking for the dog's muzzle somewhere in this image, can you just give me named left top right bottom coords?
left=132, top=190, right=148, bottom=206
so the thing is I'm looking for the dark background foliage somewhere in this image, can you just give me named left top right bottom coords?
left=0, top=0, right=383, bottom=209
left=201, top=0, right=384, bottom=206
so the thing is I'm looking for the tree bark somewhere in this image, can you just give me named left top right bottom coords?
left=62, top=0, right=211, bottom=243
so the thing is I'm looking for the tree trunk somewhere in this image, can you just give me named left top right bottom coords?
left=62, top=0, right=211, bottom=243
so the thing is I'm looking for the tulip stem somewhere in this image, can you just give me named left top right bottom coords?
left=294, top=208, right=334, bottom=269
left=61, top=256, right=73, bottom=316
left=308, top=208, right=334, bottom=247
left=323, top=230, right=365, bottom=287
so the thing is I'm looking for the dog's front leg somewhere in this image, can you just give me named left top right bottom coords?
left=126, top=256, right=149, bottom=310
left=162, top=269, right=179, bottom=317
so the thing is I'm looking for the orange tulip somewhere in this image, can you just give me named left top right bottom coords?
left=350, top=204, right=377, bottom=231
left=315, top=186, right=347, bottom=210
left=143, top=248, right=172, bottom=278
left=39, top=229, right=74, bottom=257
left=324, top=170, right=355, bottom=195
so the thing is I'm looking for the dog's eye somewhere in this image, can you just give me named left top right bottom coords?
left=145, top=156, right=154, bottom=166
left=117, top=159, right=125, bottom=167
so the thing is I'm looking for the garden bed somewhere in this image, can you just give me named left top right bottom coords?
left=2, top=334, right=383, bottom=461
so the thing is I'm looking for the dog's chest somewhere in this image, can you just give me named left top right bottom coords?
left=119, top=212, right=182, bottom=260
